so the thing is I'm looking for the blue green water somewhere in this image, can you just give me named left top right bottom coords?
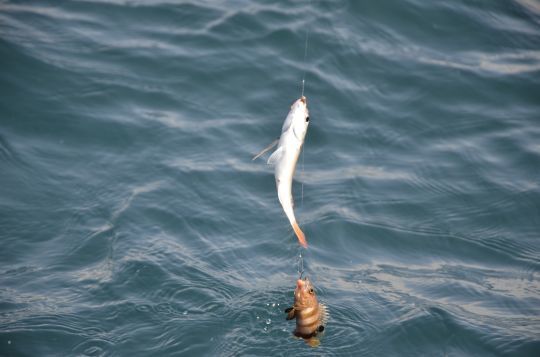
left=1, top=0, right=540, bottom=356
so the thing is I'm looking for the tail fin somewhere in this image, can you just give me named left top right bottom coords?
left=292, top=222, right=308, bottom=248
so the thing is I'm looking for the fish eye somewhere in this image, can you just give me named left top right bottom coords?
left=309, top=288, right=314, bottom=294
left=305, top=116, right=310, bottom=122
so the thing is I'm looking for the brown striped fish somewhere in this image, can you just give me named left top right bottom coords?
left=285, top=277, right=327, bottom=346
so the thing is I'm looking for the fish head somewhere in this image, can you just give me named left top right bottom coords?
left=294, top=277, right=318, bottom=309
left=289, top=96, right=310, bottom=140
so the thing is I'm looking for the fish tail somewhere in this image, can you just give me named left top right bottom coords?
left=292, top=222, right=308, bottom=248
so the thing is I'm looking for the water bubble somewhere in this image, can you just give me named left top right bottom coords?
left=256, top=315, right=260, bottom=319
left=266, top=318, right=272, bottom=325
left=8, top=340, right=11, bottom=345
left=263, top=327, right=268, bottom=332
left=183, top=310, right=188, bottom=315
left=272, top=303, right=275, bottom=307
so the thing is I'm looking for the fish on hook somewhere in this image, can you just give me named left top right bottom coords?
left=285, top=277, right=327, bottom=347
left=253, top=96, right=310, bottom=247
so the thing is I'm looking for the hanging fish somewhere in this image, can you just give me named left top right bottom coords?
left=253, top=96, right=310, bottom=247
left=285, top=277, right=327, bottom=347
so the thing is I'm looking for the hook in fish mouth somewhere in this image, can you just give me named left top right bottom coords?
left=300, top=96, right=307, bottom=104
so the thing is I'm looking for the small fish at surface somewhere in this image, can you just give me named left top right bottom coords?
left=285, top=277, right=327, bottom=347
left=253, top=96, right=310, bottom=247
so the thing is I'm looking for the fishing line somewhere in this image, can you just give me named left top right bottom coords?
left=300, top=0, right=312, bottom=97
left=301, top=148, right=304, bottom=208
left=297, top=251, right=304, bottom=278
left=300, top=0, right=312, bottom=209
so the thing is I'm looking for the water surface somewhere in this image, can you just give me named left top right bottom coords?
left=1, top=0, right=539, bottom=356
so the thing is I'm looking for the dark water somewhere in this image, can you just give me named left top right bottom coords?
left=1, top=0, right=540, bottom=355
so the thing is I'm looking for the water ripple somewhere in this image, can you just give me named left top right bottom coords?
left=1, top=0, right=539, bottom=355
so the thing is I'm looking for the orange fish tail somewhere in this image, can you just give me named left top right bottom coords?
left=292, top=222, right=308, bottom=248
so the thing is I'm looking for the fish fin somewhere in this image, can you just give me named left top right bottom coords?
left=319, top=304, right=329, bottom=325
left=285, top=307, right=296, bottom=320
left=267, top=146, right=284, bottom=165
left=292, top=222, right=308, bottom=248
left=306, top=337, right=320, bottom=348
left=252, top=138, right=279, bottom=161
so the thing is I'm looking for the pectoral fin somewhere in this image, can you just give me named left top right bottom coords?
left=252, top=139, right=279, bottom=161
left=267, top=146, right=284, bottom=165
left=285, top=307, right=296, bottom=320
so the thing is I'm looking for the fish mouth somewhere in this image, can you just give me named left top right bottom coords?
left=300, top=96, right=307, bottom=104
left=296, top=277, right=310, bottom=291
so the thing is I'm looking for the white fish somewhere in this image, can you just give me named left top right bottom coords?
left=253, top=96, right=310, bottom=247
